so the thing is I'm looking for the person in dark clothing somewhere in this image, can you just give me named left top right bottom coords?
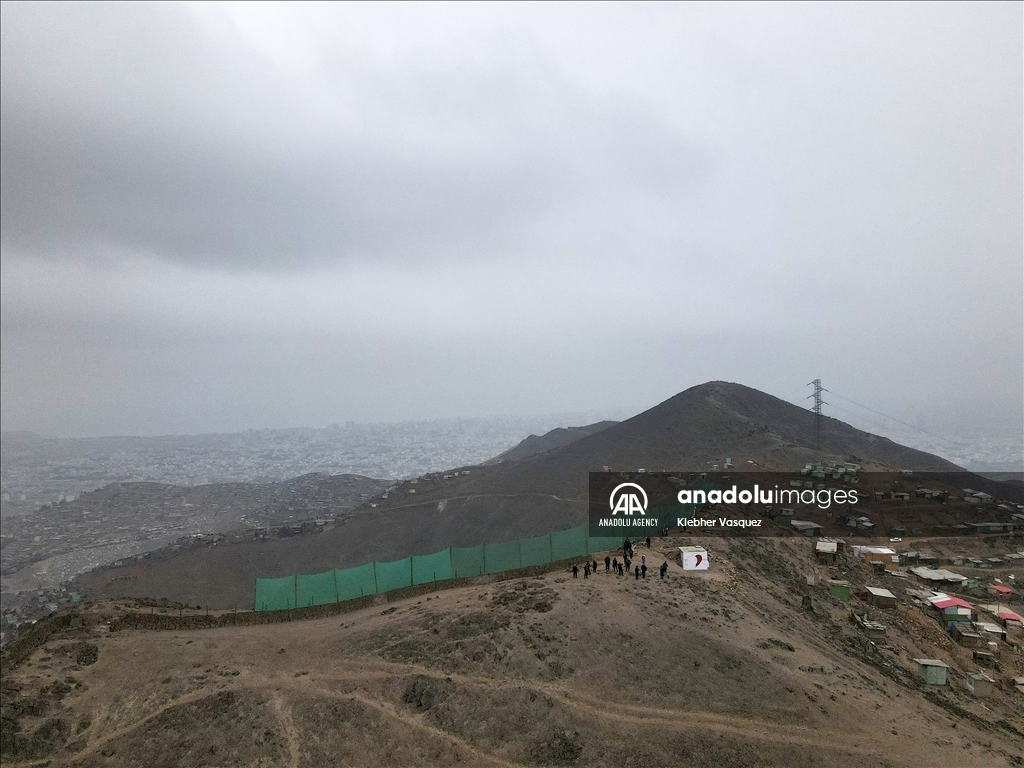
left=624, top=557, right=631, bottom=574
left=583, top=562, right=590, bottom=578
left=592, top=559, right=598, bottom=574
left=611, top=557, right=618, bottom=573
left=604, top=555, right=611, bottom=572
left=646, top=537, right=651, bottom=548
left=572, top=564, right=579, bottom=578
left=641, top=563, right=647, bottom=579
left=634, top=565, right=640, bottom=580
left=660, top=561, right=668, bottom=579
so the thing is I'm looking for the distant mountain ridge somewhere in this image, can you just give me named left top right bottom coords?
left=485, top=421, right=617, bottom=464
left=76, top=381, right=981, bottom=608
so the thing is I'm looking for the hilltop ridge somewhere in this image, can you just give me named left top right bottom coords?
left=73, top=382, right=972, bottom=609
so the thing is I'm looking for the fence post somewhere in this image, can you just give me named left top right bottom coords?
left=373, top=562, right=379, bottom=594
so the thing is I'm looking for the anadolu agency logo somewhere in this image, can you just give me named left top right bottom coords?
left=593, top=480, right=664, bottom=531
left=609, top=483, right=648, bottom=516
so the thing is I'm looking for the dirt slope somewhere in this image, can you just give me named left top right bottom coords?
left=5, top=536, right=1023, bottom=767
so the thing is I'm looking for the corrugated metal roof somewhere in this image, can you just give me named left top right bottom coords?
left=929, top=595, right=973, bottom=610
left=866, top=587, right=896, bottom=599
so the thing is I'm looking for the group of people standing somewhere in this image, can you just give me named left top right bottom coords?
left=571, top=536, right=668, bottom=581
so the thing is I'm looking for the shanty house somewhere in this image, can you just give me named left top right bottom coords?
left=966, top=672, right=995, bottom=698
left=862, top=586, right=897, bottom=608
left=996, top=611, right=1023, bottom=632
left=951, top=624, right=984, bottom=648
left=815, top=540, right=838, bottom=565
left=914, top=659, right=949, bottom=686
left=927, top=595, right=974, bottom=624
left=987, top=584, right=1013, bottom=599
left=973, top=621, right=1006, bottom=642
left=852, top=546, right=897, bottom=565
left=791, top=520, right=822, bottom=537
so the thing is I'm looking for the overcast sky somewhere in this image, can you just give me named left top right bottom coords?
left=1, top=2, right=1021, bottom=439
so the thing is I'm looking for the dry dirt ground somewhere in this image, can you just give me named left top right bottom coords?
left=3, top=537, right=1023, bottom=767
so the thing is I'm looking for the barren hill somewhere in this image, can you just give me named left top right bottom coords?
left=74, top=382, right=970, bottom=610
left=6, top=535, right=1024, bottom=766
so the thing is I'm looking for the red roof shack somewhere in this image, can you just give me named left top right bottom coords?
left=996, top=611, right=1023, bottom=631
left=987, top=584, right=1013, bottom=598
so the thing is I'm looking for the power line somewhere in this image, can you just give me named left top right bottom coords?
left=780, top=383, right=811, bottom=401
left=826, top=388, right=944, bottom=439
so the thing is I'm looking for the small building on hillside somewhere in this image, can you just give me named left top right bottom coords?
left=862, top=586, right=897, bottom=608
left=951, top=624, right=984, bottom=648
left=973, top=650, right=996, bottom=667
left=914, top=659, right=949, bottom=686
left=791, top=520, right=822, bottom=537
left=846, top=516, right=876, bottom=531
left=966, top=672, right=995, bottom=698
left=927, top=595, right=974, bottom=624
left=852, top=546, right=897, bottom=565
left=910, top=566, right=968, bottom=586
left=987, top=584, right=1013, bottom=599
left=829, top=580, right=851, bottom=600
left=996, top=611, right=1023, bottom=632
left=816, top=540, right=838, bottom=565
left=853, top=612, right=887, bottom=639
left=973, top=621, right=1006, bottom=642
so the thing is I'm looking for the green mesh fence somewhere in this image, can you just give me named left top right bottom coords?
left=587, top=534, right=625, bottom=554
left=254, top=575, right=295, bottom=611
left=374, top=557, right=413, bottom=593
left=412, top=549, right=452, bottom=585
left=296, top=571, right=337, bottom=607
left=451, top=544, right=485, bottom=578
left=256, top=522, right=614, bottom=610
left=484, top=540, right=521, bottom=574
left=520, top=533, right=552, bottom=568
left=335, top=562, right=377, bottom=602
left=551, top=524, right=588, bottom=561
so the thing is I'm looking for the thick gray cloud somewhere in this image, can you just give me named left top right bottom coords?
left=1, top=3, right=705, bottom=268
left=1, top=2, right=1021, bottom=444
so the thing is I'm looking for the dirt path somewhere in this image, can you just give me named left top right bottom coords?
left=272, top=693, right=301, bottom=768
